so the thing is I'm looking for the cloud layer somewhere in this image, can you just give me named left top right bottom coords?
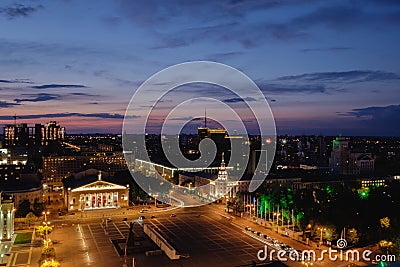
left=0, top=4, right=42, bottom=19
left=0, top=112, right=126, bottom=120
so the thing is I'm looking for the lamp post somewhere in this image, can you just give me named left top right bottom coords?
left=42, top=211, right=50, bottom=241
left=317, top=227, right=326, bottom=246
left=43, top=221, right=51, bottom=240
left=42, top=211, right=50, bottom=222
left=154, top=194, right=158, bottom=207
left=273, top=212, right=281, bottom=232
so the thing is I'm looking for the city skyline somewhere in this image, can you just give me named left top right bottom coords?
left=0, top=0, right=400, bottom=135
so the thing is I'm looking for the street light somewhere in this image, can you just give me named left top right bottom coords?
left=43, top=221, right=51, bottom=241
left=42, top=211, right=50, bottom=222
left=273, top=212, right=281, bottom=232
left=301, top=260, right=313, bottom=266
left=317, top=227, right=326, bottom=245
left=152, top=194, right=159, bottom=207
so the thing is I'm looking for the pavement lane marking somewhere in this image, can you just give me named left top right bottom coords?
left=200, top=214, right=264, bottom=250
left=6, top=252, right=13, bottom=267
left=86, top=224, right=104, bottom=260
left=26, top=246, right=32, bottom=266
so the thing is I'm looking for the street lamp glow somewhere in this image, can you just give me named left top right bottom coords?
left=317, top=227, right=326, bottom=245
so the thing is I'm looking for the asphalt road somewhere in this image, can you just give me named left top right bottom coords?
left=14, top=203, right=386, bottom=267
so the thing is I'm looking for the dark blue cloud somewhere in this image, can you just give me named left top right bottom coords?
left=69, top=92, right=97, bottom=97
left=276, top=70, right=400, bottom=83
left=0, top=4, right=42, bottom=19
left=14, top=93, right=60, bottom=103
left=292, top=6, right=364, bottom=30
left=13, top=92, right=99, bottom=103
left=0, top=78, right=32, bottom=84
left=336, top=105, right=400, bottom=136
left=0, top=101, right=20, bottom=108
left=206, top=51, right=244, bottom=61
left=338, top=105, right=400, bottom=119
left=259, top=83, right=331, bottom=94
left=300, top=47, right=353, bottom=53
left=140, top=1, right=400, bottom=49
left=169, top=116, right=202, bottom=121
left=31, top=84, right=88, bottom=89
left=223, top=97, right=256, bottom=103
left=0, top=112, right=133, bottom=120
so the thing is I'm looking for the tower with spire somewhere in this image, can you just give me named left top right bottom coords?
left=209, top=153, right=239, bottom=199
left=217, top=152, right=228, bottom=181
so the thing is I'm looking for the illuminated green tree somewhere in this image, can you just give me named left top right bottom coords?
left=358, top=187, right=370, bottom=199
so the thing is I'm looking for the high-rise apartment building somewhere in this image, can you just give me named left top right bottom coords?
left=3, top=121, right=65, bottom=146
left=42, top=152, right=127, bottom=188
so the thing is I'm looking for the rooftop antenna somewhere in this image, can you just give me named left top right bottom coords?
left=13, top=114, right=17, bottom=125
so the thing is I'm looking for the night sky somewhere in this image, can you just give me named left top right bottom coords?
left=0, top=0, right=400, bottom=135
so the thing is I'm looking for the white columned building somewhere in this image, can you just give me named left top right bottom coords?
left=63, top=169, right=129, bottom=212
left=210, top=154, right=238, bottom=199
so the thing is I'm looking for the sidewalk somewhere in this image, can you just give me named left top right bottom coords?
left=5, top=229, right=42, bottom=267
left=212, top=204, right=327, bottom=252
left=51, top=204, right=177, bottom=222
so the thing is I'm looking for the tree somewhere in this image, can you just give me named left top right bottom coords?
left=391, top=237, right=400, bottom=259
left=313, top=224, right=337, bottom=241
left=40, top=260, right=60, bottom=267
left=33, top=198, right=46, bottom=216
left=35, top=225, right=53, bottom=240
left=41, top=246, right=56, bottom=259
left=25, top=212, right=36, bottom=228
left=347, top=228, right=360, bottom=246
left=380, top=217, right=390, bottom=229
left=379, top=240, right=393, bottom=254
left=16, top=199, right=31, bottom=218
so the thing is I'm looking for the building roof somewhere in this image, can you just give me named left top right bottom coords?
left=62, top=168, right=128, bottom=190
left=356, top=154, right=373, bottom=161
left=0, top=173, right=42, bottom=193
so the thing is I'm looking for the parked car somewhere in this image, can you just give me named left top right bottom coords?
left=140, top=209, right=149, bottom=213
left=170, top=214, right=176, bottom=217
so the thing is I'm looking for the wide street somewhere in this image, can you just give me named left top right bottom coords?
left=7, top=203, right=382, bottom=267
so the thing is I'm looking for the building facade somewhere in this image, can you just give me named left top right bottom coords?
left=43, top=152, right=127, bottom=188
left=209, top=154, right=238, bottom=199
left=62, top=169, right=129, bottom=212
left=3, top=121, right=65, bottom=147
left=0, top=193, right=15, bottom=241
left=330, top=137, right=375, bottom=175
left=0, top=166, right=43, bottom=208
